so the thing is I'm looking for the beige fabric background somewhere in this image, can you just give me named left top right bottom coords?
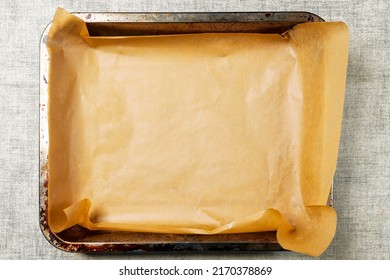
left=0, top=0, right=389, bottom=259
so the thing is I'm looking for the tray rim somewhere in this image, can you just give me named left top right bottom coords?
left=39, top=11, right=328, bottom=253
left=70, top=11, right=325, bottom=23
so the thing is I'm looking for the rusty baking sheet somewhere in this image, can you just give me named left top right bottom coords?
left=39, top=11, right=329, bottom=253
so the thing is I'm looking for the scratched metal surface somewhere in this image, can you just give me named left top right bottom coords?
left=39, top=11, right=323, bottom=253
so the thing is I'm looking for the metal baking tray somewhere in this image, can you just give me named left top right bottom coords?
left=39, top=11, right=327, bottom=253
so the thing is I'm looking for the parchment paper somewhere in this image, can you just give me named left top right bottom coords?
left=47, top=8, right=349, bottom=256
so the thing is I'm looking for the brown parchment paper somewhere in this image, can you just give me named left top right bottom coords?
left=47, top=8, right=349, bottom=256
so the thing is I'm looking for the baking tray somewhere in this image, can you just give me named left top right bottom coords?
left=39, top=11, right=328, bottom=253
